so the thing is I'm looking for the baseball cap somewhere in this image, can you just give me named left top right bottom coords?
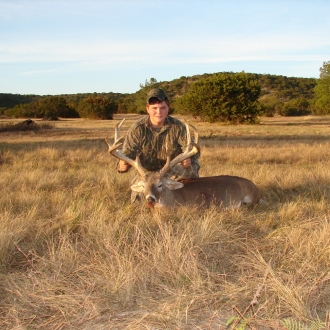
left=146, top=88, right=168, bottom=104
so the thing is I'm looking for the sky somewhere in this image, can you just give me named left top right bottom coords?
left=0, top=0, right=329, bottom=96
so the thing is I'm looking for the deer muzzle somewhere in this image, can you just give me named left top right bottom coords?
left=146, top=196, right=156, bottom=208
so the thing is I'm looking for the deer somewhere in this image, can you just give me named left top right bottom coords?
left=105, top=119, right=260, bottom=209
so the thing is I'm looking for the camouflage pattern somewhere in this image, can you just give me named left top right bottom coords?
left=122, top=115, right=200, bottom=178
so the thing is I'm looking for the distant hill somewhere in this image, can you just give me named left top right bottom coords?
left=0, top=72, right=317, bottom=113
left=131, top=73, right=317, bottom=103
left=119, top=73, right=317, bottom=115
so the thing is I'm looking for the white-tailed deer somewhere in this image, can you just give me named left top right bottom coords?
left=105, top=119, right=260, bottom=209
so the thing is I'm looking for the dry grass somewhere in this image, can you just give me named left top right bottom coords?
left=0, top=120, right=54, bottom=133
left=1, top=115, right=330, bottom=329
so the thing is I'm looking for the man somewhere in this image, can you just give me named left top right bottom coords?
left=118, top=88, right=200, bottom=199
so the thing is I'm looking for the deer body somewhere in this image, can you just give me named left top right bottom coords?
left=106, top=119, right=261, bottom=209
left=131, top=174, right=260, bottom=209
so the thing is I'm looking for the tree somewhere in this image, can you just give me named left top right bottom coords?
left=76, top=96, right=117, bottom=119
left=179, top=72, right=262, bottom=123
left=39, top=96, right=76, bottom=120
left=280, top=98, right=311, bottom=116
left=313, top=61, right=330, bottom=114
left=5, top=102, right=40, bottom=118
left=4, top=96, right=78, bottom=119
left=139, top=78, right=158, bottom=89
left=258, top=94, right=284, bottom=117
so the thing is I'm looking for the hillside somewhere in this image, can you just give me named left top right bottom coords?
left=0, top=72, right=317, bottom=111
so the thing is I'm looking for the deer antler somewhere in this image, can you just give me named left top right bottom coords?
left=159, top=120, right=200, bottom=177
left=189, top=123, right=199, bottom=145
left=105, top=119, right=147, bottom=177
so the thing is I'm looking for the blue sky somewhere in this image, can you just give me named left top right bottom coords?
left=1, top=0, right=329, bottom=95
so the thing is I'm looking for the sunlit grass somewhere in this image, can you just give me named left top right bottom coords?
left=1, top=115, right=330, bottom=329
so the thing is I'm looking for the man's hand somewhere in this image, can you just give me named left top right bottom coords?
left=181, top=157, right=191, bottom=169
left=118, top=160, right=131, bottom=173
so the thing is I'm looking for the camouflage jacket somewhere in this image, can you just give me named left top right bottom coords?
left=122, top=116, right=200, bottom=172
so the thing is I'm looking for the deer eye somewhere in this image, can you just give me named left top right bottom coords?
left=157, top=183, right=163, bottom=190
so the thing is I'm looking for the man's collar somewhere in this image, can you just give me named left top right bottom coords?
left=145, top=115, right=172, bottom=130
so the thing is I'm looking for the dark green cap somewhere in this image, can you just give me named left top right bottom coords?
left=146, top=88, right=168, bottom=104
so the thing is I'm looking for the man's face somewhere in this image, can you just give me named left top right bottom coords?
left=146, top=101, right=169, bottom=128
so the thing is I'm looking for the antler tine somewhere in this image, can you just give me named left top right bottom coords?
left=169, top=144, right=199, bottom=169
left=105, top=118, right=126, bottom=149
left=189, top=123, right=199, bottom=145
left=183, top=118, right=191, bottom=149
left=159, top=120, right=199, bottom=177
left=115, top=118, right=125, bottom=143
left=182, top=118, right=200, bottom=150
left=105, top=119, right=146, bottom=177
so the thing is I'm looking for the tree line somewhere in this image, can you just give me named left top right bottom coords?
left=0, top=93, right=123, bottom=121
left=1, top=62, right=329, bottom=124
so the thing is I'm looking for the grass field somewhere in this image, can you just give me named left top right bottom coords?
left=1, top=115, right=330, bottom=329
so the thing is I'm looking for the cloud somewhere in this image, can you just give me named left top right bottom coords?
left=1, top=31, right=327, bottom=65
left=1, top=16, right=328, bottom=82
left=20, top=68, right=62, bottom=76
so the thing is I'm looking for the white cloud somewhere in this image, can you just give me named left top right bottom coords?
left=1, top=31, right=327, bottom=70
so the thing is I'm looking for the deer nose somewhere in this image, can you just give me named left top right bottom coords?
left=146, top=196, right=155, bottom=204
left=146, top=196, right=156, bottom=208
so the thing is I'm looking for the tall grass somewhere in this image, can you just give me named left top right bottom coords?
left=0, top=116, right=330, bottom=329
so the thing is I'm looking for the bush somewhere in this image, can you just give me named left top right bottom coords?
left=76, top=96, right=117, bottom=119
left=178, top=72, right=262, bottom=124
left=280, top=98, right=311, bottom=116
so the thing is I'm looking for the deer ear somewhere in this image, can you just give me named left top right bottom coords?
left=163, top=178, right=184, bottom=190
left=131, top=181, right=144, bottom=192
